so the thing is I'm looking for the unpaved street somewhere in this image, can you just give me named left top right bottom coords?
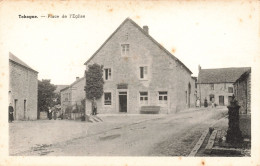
left=9, top=108, right=227, bottom=156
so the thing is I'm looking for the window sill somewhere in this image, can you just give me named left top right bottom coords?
left=103, top=105, right=112, bottom=107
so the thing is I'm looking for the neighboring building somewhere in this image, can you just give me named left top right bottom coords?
left=9, top=52, right=38, bottom=120
left=197, top=66, right=250, bottom=106
left=83, top=18, right=196, bottom=114
left=55, top=85, right=69, bottom=94
left=60, top=77, right=86, bottom=113
left=53, top=84, right=68, bottom=104
left=234, top=68, right=251, bottom=114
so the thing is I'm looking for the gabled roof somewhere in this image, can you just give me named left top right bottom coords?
left=9, top=52, right=38, bottom=73
left=60, top=77, right=85, bottom=92
left=55, top=85, right=69, bottom=93
left=84, top=17, right=192, bottom=74
left=234, top=68, right=251, bottom=84
left=198, top=67, right=251, bottom=84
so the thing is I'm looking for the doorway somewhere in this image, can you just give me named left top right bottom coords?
left=24, top=100, right=26, bottom=120
left=14, top=99, right=18, bottom=120
left=219, top=96, right=224, bottom=106
left=119, top=91, right=127, bottom=112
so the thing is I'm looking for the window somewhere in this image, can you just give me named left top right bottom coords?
left=140, top=66, right=148, bottom=79
left=104, top=92, right=112, bottom=105
left=209, top=94, right=215, bottom=102
left=158, top=91, right=168, bottom=104
left=228, top=87, right=233, bottom=93
left=140, top=92, right=148, bottom=105
left=121, top=44, right=129, bottom=56
left=210, top=84, right=214, bottom=90
left=104, top=68, right=112, bottom=80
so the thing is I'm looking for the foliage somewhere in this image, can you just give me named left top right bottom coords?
left=84, top=63, right=104, bottom=100
left=38, top=79, right=57, bottom=112
left=54, top=93, right=61, bottom=105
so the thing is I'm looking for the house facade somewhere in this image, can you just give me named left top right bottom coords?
left=84, top=18, right=196, bottom=114
left=197, top=66, right=251, bottom=106
left=234, top=68, right=251, bottom=114
left=9, top=52, right=38, bottom=120
left=60, top=77, right=86, bottom=114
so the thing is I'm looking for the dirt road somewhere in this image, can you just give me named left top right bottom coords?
left=10, top=108, right=227, bottom=156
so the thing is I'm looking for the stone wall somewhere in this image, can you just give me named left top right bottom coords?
left=85, top=20, right=195, bottom=114
left=60, top=77, right=86, bottom=114
left=9, top=61, right=38, bottom=120
left=234, top=72, right=251, bottom=114
left=198, top=83, right=234, bottom=106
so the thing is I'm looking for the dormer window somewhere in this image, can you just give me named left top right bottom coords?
left=121, top=44, right=129, bottom=56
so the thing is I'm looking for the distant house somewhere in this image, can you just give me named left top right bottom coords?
left=60, top=77, right=86, bottom=114
left=83, top=18, right=196, bottom=114
left=9, top=52, right=38, bottom=120
left=197, top=66, right=250, bottom=106
left=234, top=68, right=251, bottom=114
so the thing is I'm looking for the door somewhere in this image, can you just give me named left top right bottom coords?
left=188, top=83, right=191, bottom=108
left=119, top=92, right=127, bottom=112
left=14, top=99, right=18, bottom=120
left=24, top=100, right=26, bottom=120
left=219, top=96, right=224, bottom=106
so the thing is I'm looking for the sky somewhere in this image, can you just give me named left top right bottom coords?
left=1, top=0, right=259, bottom=85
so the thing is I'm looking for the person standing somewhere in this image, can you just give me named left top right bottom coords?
left=196, top=98, right=200, bottom=107
left=53, top=109, right=57, bottom=120
left=204, top=98, right=208, bottom=108
left=9, top=103, right=14, bottom=122
left=92, top=97, right=97, bottom=115
left=48, top=107, right=52, bottom=120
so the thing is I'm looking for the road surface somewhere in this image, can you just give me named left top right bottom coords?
left=9, top=107, right=227, bottom=156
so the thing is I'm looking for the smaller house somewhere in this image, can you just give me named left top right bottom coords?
left=9, top=52, right=38, bottom=120
left=233, top=68, right=251, bottom=114
left=60, top=77, right=86, bottom=114
left=197, top=66, right=250, bottom=106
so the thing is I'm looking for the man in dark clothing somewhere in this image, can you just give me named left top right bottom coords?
left=92, top=97, right=97, bottom=115
left=9, top=103, right=14, bottom=122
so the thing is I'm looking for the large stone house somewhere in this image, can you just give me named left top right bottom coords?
left=197, top=66, right=250, bottom=106
left=9, top=52, right=38, bottom=120
left=60, top=77, right=86, bottom=114
left=233, top=68, right=251, bottom=114
left=84, top=18, right=196, bottom=114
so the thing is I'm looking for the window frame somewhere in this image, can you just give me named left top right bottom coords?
left=104, top=68, right=112, bottom=81
left=210, top=84, right=214, bottom=90
left=121, top=44, right=130, bottom=56
left=228, top=87, right=233, bottom=93
left=103, top=91, right=112, bottom=106
left=139, top=91, right=149, bottom=105
left=139, top=66, right=148, bottom=80
left=158, top=91, right=168, bottom=105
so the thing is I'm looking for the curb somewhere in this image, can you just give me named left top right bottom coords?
left=188, top=129, right=209, bottom=156
left=204, top=130, right=218, bottom=154
left=188, top=114, right=228, bottom=156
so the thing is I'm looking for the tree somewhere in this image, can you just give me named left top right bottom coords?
left=38, top=79, right=57, bottom=113
left=84, top=63, right=104, bottom=100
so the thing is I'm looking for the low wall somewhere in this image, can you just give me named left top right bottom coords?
left=239, top=114, right=251, bottom=139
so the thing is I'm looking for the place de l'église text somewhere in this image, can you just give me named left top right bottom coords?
left=18, top=14, right=85, bottom=19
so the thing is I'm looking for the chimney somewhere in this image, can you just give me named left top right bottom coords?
left=198, top=65, right=201, bottom=72
left=76, top=77, right=79, bottom=80
left=143, top=25, right=149, bottom=34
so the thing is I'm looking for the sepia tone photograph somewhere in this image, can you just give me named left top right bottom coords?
left=0, top=0, right=260, bottom=166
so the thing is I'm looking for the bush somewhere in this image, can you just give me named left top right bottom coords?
left=85, top=63, right=104, bottom=100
